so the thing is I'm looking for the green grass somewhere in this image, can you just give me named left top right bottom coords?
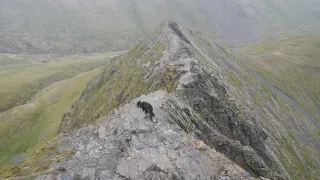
left=226, top=70, right=241, bottom=89
left=239, top=36, right=320, bottom=119
left=243, top=55, right=319, bottom=118
left=0, top=68, right=101, bottom=172
left=0, top=54, right=31, bottom=67
left=315, top=128, right=320, bottom=137
left=1, top=138, right=74, bottom=179
left=0, top=52, right=122, bottom=113
left=240, top=35, right=320, bottom=67
left=140, top=42, right=166, bottom=64
left=237, top=39, right=320, bottom=179
left=301, top=146, right=316, bottom=170
left=278, top=137, right=319, bottom=180
left=0, top=50, right=122, bottom=177
left=189, top=30, right=320, bottom=180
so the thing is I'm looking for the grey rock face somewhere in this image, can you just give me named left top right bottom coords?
left=158, top=22, right=284, bottom=179
left=36, top=91, right=259, bottom=180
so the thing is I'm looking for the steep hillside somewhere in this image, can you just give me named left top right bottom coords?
left=0, top=52, right=122, bottom=173
left=239, top=35, right=320, bottom=120
left=1, top=0, right=320, bottom=53
left=0, top=52, right=122, bottom=113
left=3, top=22, right=319, bottom=179
left=0, top=68, right=100, bottom=167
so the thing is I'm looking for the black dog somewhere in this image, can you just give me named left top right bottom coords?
left=137, top=100, right=155, bottom=120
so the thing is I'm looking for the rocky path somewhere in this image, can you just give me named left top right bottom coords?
left=36, top=91, right=258, bottom=180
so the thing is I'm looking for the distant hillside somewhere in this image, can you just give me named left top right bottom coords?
left=1, top=0, right=320, bottom=53
left=237, top=35, right=320, bottom=179
left=240, top=35, right=320, bottom=120
left=0, top=52, right=122, bottom=169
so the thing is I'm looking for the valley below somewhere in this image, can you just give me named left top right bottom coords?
left=0, top=52, right=123, bottom=172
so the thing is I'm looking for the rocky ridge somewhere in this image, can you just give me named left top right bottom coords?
left=17, top=21, right=320, bottom=180
left=35, top=91, right=260, bottom=180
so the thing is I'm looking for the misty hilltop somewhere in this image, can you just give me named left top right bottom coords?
left=1, top=0, right=320, bottom=53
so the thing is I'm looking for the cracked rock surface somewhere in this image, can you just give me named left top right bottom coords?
left=36, top=91, right=260, bottom=180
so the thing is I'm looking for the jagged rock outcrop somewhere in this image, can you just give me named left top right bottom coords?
left=35, top=92, right=260, bottom=180
left=28, top=21, right=320, bottom=180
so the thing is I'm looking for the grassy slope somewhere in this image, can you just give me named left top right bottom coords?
left=240, top=35, right=320, bottom=118
left=0, top=52, right=122, bottom=174
left=239, top=35, right=320, bottom=179
left=0, top=53, right=121, bottom=113
left=240, top=35, right=320, bottom=67
left=0, top=68, right=101, bottom=174
left=184, top=30, right=320, bottom=179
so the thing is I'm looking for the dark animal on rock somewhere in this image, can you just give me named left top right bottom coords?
left=137, top=100, right=155, bottom=120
